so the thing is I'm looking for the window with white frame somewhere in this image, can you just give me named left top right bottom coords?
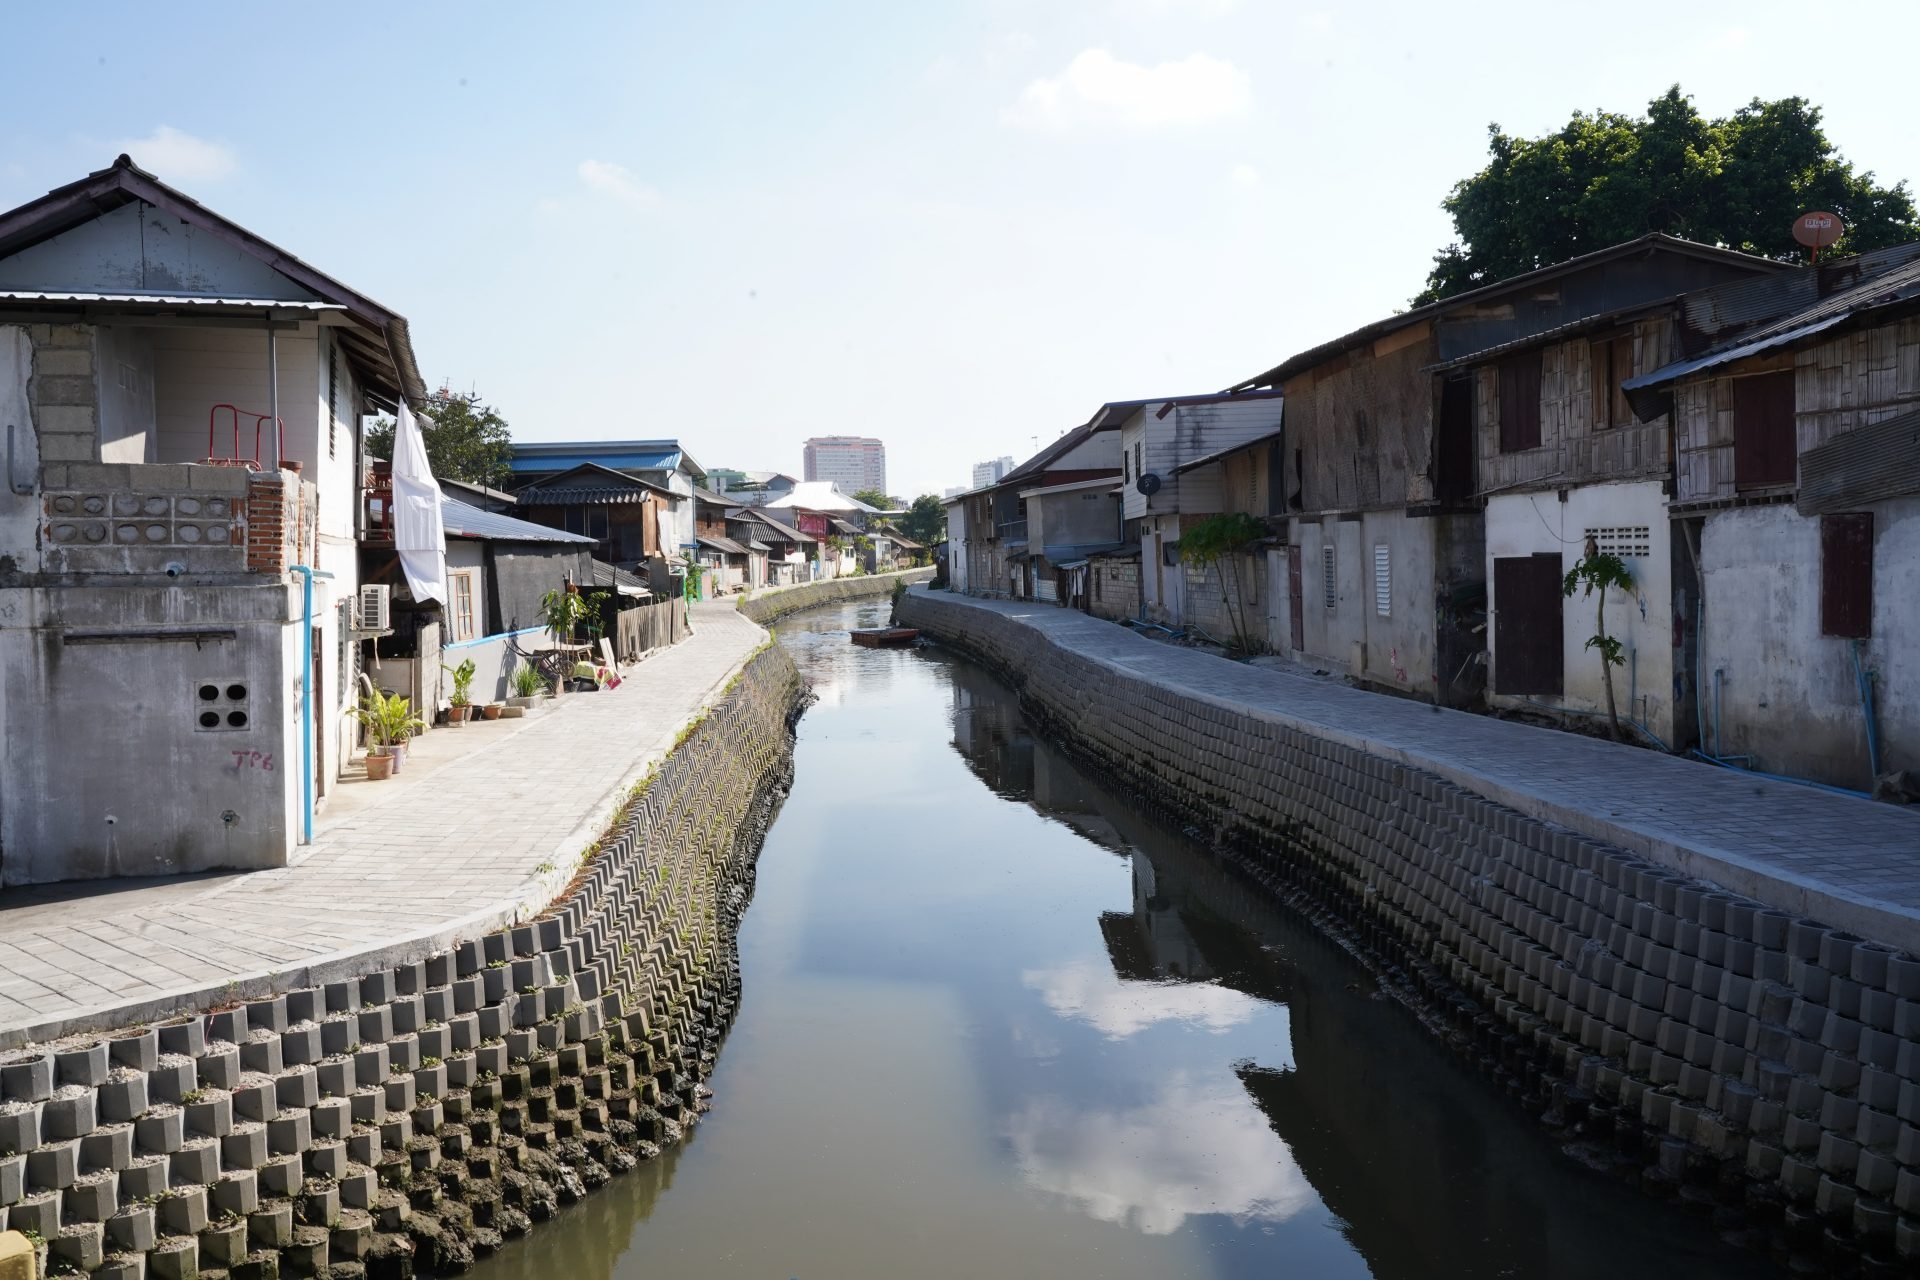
left=448, top=568, right=480, bottom=643
left=1322, top=544, right=1337, bottom=610
left=1373, top=543, right=1391, bottom=616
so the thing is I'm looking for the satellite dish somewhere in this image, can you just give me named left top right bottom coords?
left=1793, top=211, right=1843, bottom=251
left=1136, top=472, right=1162, bottom=497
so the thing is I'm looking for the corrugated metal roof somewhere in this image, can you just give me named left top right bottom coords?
left=697, top=534, right=749, bottom=555
left=739, top=509, right=812, bottom=543
left=509, top=449, right=681, bottom=474
left=1172, top=429, right=1282, bottom=475
left=441, top=496, right=595, bottom=544
left=1227, top=233, right=1788, bottom=392
left=517, top=487, right=654, bottom=506
left=1798, top=408, right=1920, bottom=516
left=0, top=291, right=350, bottom=310
left=590, top=559, right=650, bottom=597
left=1633, top=250, right=1920, bottom=393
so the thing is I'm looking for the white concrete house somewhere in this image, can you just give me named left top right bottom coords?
left=943, top=495, right=969, bottom=593
left=0, top=155, right=427, bottom=884
left=1114, top=391, right=1286, bottom=626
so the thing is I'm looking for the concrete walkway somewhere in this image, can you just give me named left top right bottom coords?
left=910, top=590, right=1920, bottom=951
left=0, top=600, right=766, bottom=1047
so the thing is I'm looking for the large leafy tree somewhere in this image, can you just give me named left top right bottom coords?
left=366, top=390, right=514, bottom=487
left=851, top=488, right=902, bottom=512
left=901, top=494, right=947, bottom=546
left=1418, top=87, right=1918, bottom=303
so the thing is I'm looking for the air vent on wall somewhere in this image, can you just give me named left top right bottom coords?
left=1585, top=525, right=1652, bottom=558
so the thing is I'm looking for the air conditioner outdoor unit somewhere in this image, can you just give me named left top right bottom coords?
left=356, top=583, right=391, bottom=633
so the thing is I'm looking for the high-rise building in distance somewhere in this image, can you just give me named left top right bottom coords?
left=971, top=456, right=1016, bottom=489
left=802, top=436, right=886, bottom=495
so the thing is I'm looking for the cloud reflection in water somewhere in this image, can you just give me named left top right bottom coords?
left=1004, top=1073, right=1315, bottom=1235
left=1023, top=959, right=1263, bottom=1039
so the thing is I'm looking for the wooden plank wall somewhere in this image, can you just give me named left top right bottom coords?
left=1283, top=326, right=1435, bottom=514
left=1673, top=315, right=1920, bottom=504
left=1474, top=315, right=1673, bottom=496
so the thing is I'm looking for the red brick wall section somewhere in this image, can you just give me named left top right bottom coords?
left=242, top=471, right=319, bottom=575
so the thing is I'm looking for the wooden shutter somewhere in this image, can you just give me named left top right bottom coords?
left=1820, top=512, right=1873, bottom=638
left=1733, top=370, right=1796, bottom=489
left=1590, top=334, right=1633, bottom=429
left=1492, top=554, right=1564, bottom=695
left=1499, top=352, right=1543, bottom=453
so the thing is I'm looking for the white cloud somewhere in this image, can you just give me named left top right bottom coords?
left=577, top=160, right=661, bottom=212
left=114, top=126, right=235, bottom=182
left=1002, top=49, right=1251, bottom=133
left=1005, top=1074, right=1316, bottom=1235
left=1230, top=162, right=1261, bottom=189
left=1024, top=960, right=1262, bottom=1039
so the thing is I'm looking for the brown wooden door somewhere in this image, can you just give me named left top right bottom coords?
left=1492, top=554, right=1563, bottom=695
left=1287, top=545, right=1304, bottom=652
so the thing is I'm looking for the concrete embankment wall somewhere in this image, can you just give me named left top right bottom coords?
left=737, top=566, right=932, bottom=626
left=899, top=589, right=1920, bottom=1271
left=0, top=644, right=804, bottom=1279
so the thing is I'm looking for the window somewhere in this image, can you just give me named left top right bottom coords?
left=1589, top=333, right=1634, bottom=429
left=1733, top=370, right=1797, bottom=490
left=1584, top=525, right=1652, bottom=558
left=1373, top=543, right=1391, bottom=616
left=1821, top=513, right=1872, bottom=638
left=1498, top=351, right=1543, bottom=453
left=1134, top=441, right=1144, bottom=480
left=447, top=569, right=480, bottom=643
left=1322, top=544, right=1337, bottom=609
left=1123, top=447, right=1130, bottom=483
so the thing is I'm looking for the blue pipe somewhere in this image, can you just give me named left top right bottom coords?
left=1687, top=749, right=1870, bottom=799
left=290, top=566, right=336, bottom=846
left=1851, top=638, right=1882, bottom=779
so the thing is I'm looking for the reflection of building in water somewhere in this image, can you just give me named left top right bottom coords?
left=1099, top=855, right=1213, bottom=983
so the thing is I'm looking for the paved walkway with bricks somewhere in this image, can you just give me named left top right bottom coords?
left=909, top=590, right=1920, bottom=951
left=0, top=599, right=766, bottom=1048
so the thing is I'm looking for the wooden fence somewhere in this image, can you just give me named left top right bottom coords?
left=615, top=598, right=688, bottom=662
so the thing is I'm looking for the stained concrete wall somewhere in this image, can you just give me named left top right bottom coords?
left=900, top=589, right=1920, bottom=1267
left=1486, top=481, right=1675, bottom=741
left=1699, top=501, right=1919, bottom=789
left=0, top=644, right=805, bottom=1279
left=736, top=565, right=931, bottom=626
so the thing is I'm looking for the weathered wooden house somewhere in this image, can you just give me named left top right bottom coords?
left=961, top=415, right=1121, bottom=599
left=509, top=461, right=678, bottom=577
left=1115, top=390, right=1285, bottom=627
left=1624, top=244, right=1920, bottom=787
left=1168, top=429, right=1284, bottom=647
left=1230, top=235, right=1782, bottom=703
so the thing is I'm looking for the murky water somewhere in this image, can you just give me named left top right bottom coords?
left=471, top=600, right=1777, bottom=1280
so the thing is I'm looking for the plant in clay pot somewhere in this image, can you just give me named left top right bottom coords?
left=354, top=690, right=426, bottom=779
left=444, top=658, right=477, bottom=724
left=507, top=661, right=548, bottom=708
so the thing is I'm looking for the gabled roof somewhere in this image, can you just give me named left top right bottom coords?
left=0, top=155, right=425, bottom=409
left=441, top=496, right=595, bottom=544
left=1228, top=233, right=1788, bottom=392
left=509, top=439, right=705, bottom=479
left=762, top=480, right=880, bottom=514
left=738, top=508, right=813, bottom=543
left=513, top=462, right=676, bottom=506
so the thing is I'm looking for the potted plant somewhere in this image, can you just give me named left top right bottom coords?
left=354, top=690, right=425, bottom=779
left=507, top=662, right=548, bottom=708
left=444, top=658, right=477, bottom=725
left=480, top=701, right=505, bottom=721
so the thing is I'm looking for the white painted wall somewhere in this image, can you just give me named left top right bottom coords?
left=946, top=502, right=969, bottom=592
left=1698, top=500, right=1920, bottom=788
left=94, top=326, right=157, bottom=463
left=1288, top=511, right=1441, bottom=694
left=1485, top=481, right=1674, bottom=741
left=1140, top=514, right=1185, bottom=624
left=1123, top=399, right=1282, bottom=522
left=149, top=323, right=319, bottom=470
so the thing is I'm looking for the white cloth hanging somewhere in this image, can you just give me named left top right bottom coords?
left=390, top=402, right=446, bottom=603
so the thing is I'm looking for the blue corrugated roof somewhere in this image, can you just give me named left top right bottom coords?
left=508, top=450, right=680, bottom=473
left=441, top=496, right=595, bottom=544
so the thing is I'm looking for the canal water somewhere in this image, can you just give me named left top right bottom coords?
left=471, top=600, right=1776, bottom=1280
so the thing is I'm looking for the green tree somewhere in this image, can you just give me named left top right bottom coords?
left=1179, top=512, right=1269, bottom=654
left=1562, top=539, right=1636, bottom=742
left=1418, top=87, right=1918, bottom=303
left=366, top=390, right=514, bottom=487
left=901, top=493, right=947, bottom=546
left=851, top=488, right=899, bottom=512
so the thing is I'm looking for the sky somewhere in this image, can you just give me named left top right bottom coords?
left=6, top=1, right=1919, bottom=498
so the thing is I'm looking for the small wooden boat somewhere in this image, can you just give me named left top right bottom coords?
left=850, top=626, right=920, bottom=648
